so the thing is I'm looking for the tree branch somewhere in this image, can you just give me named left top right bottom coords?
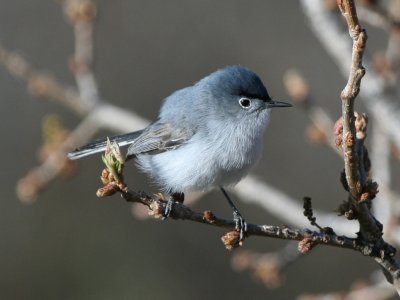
left=338, top=0, right=400, bottom=292
left=95, top=167, right=398, bottom=265
left=338, top=0, right=366, bottom=200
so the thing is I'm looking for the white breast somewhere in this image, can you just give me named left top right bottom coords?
left=136, top=115, right=268, bottom=193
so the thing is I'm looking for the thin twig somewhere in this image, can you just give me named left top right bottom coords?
left=65, top=0, right=100, bottom=108
left=16, top=114, right=99, bottom=203
left=338, top=0, right=366, bottom=200
left=0, top=45, right=86, bottom=115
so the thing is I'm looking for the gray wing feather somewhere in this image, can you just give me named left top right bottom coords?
left=126, top=123, right=192, bottom=158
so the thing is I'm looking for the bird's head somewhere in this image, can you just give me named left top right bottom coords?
left=196, top=66, right=291, bottom=124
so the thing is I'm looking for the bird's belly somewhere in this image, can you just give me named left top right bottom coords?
left=136, top=135, right=262, bottom=193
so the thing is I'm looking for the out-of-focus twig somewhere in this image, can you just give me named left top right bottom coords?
left=370, top=123, right=392, bottom=227
left=283, top=69, right=340, bottom=154
left=16, top=114, right=99, bottom=203
left=357, top=3, right=393, bottom=30
left=236, top=176, right=358, bottom=235
left=0, top=45, right=86, bottom=115
left=231, top=243, right=302, bottom=289
left=15, top=104, right=150, bottom=203
left=64, top=0, right=99, bottom=108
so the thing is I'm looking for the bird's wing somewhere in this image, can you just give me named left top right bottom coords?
left=126, top=122, right=193, bottom=158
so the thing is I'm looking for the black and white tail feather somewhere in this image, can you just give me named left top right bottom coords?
left=67, top=131, right=143, bottom=160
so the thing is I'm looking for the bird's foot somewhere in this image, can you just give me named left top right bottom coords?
left=220, top=186, right=247, bottom=241
left=161, top=192, right=184, bottom=220
left=162, top=199, right=174, bottom=220
left=233, top=209, right=247, bottom=241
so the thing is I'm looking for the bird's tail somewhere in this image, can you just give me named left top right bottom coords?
left=67, top=130, right=143, bottom=160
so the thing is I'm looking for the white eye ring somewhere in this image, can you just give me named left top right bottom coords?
left=239, top=97, right=251, bottom=108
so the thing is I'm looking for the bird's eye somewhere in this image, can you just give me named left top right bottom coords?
left=239, top=98, right=251, bottom=108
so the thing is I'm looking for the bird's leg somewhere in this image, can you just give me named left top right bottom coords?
left=162, top=192, right=184, bottom=220
left=220, top=186, right=247, bottom=241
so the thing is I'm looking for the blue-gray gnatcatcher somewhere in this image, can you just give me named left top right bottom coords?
left=68, top=66, right=291, bottom=239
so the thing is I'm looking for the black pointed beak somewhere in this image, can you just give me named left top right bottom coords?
left=266, top=99, right=292, bottom=108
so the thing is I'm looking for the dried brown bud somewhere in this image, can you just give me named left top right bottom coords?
left=221, top=230, right=243, bottom=251
left=298, top=237, right=317, bottom=254
left=359, top=180, right=379, bottom=202
left=354, top=112, right=368, bottom=140
left=148, top=201, right=165, bottom=219
left=334, top=118, right=343, bottom=148
left=96, top=182, right=119, bottom=197
left=203, top=210, right=216, bottom=224
left=345, top=132, right=355, bottom=147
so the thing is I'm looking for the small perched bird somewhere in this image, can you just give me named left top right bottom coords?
left=68, top=66, right=291, bottom=239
